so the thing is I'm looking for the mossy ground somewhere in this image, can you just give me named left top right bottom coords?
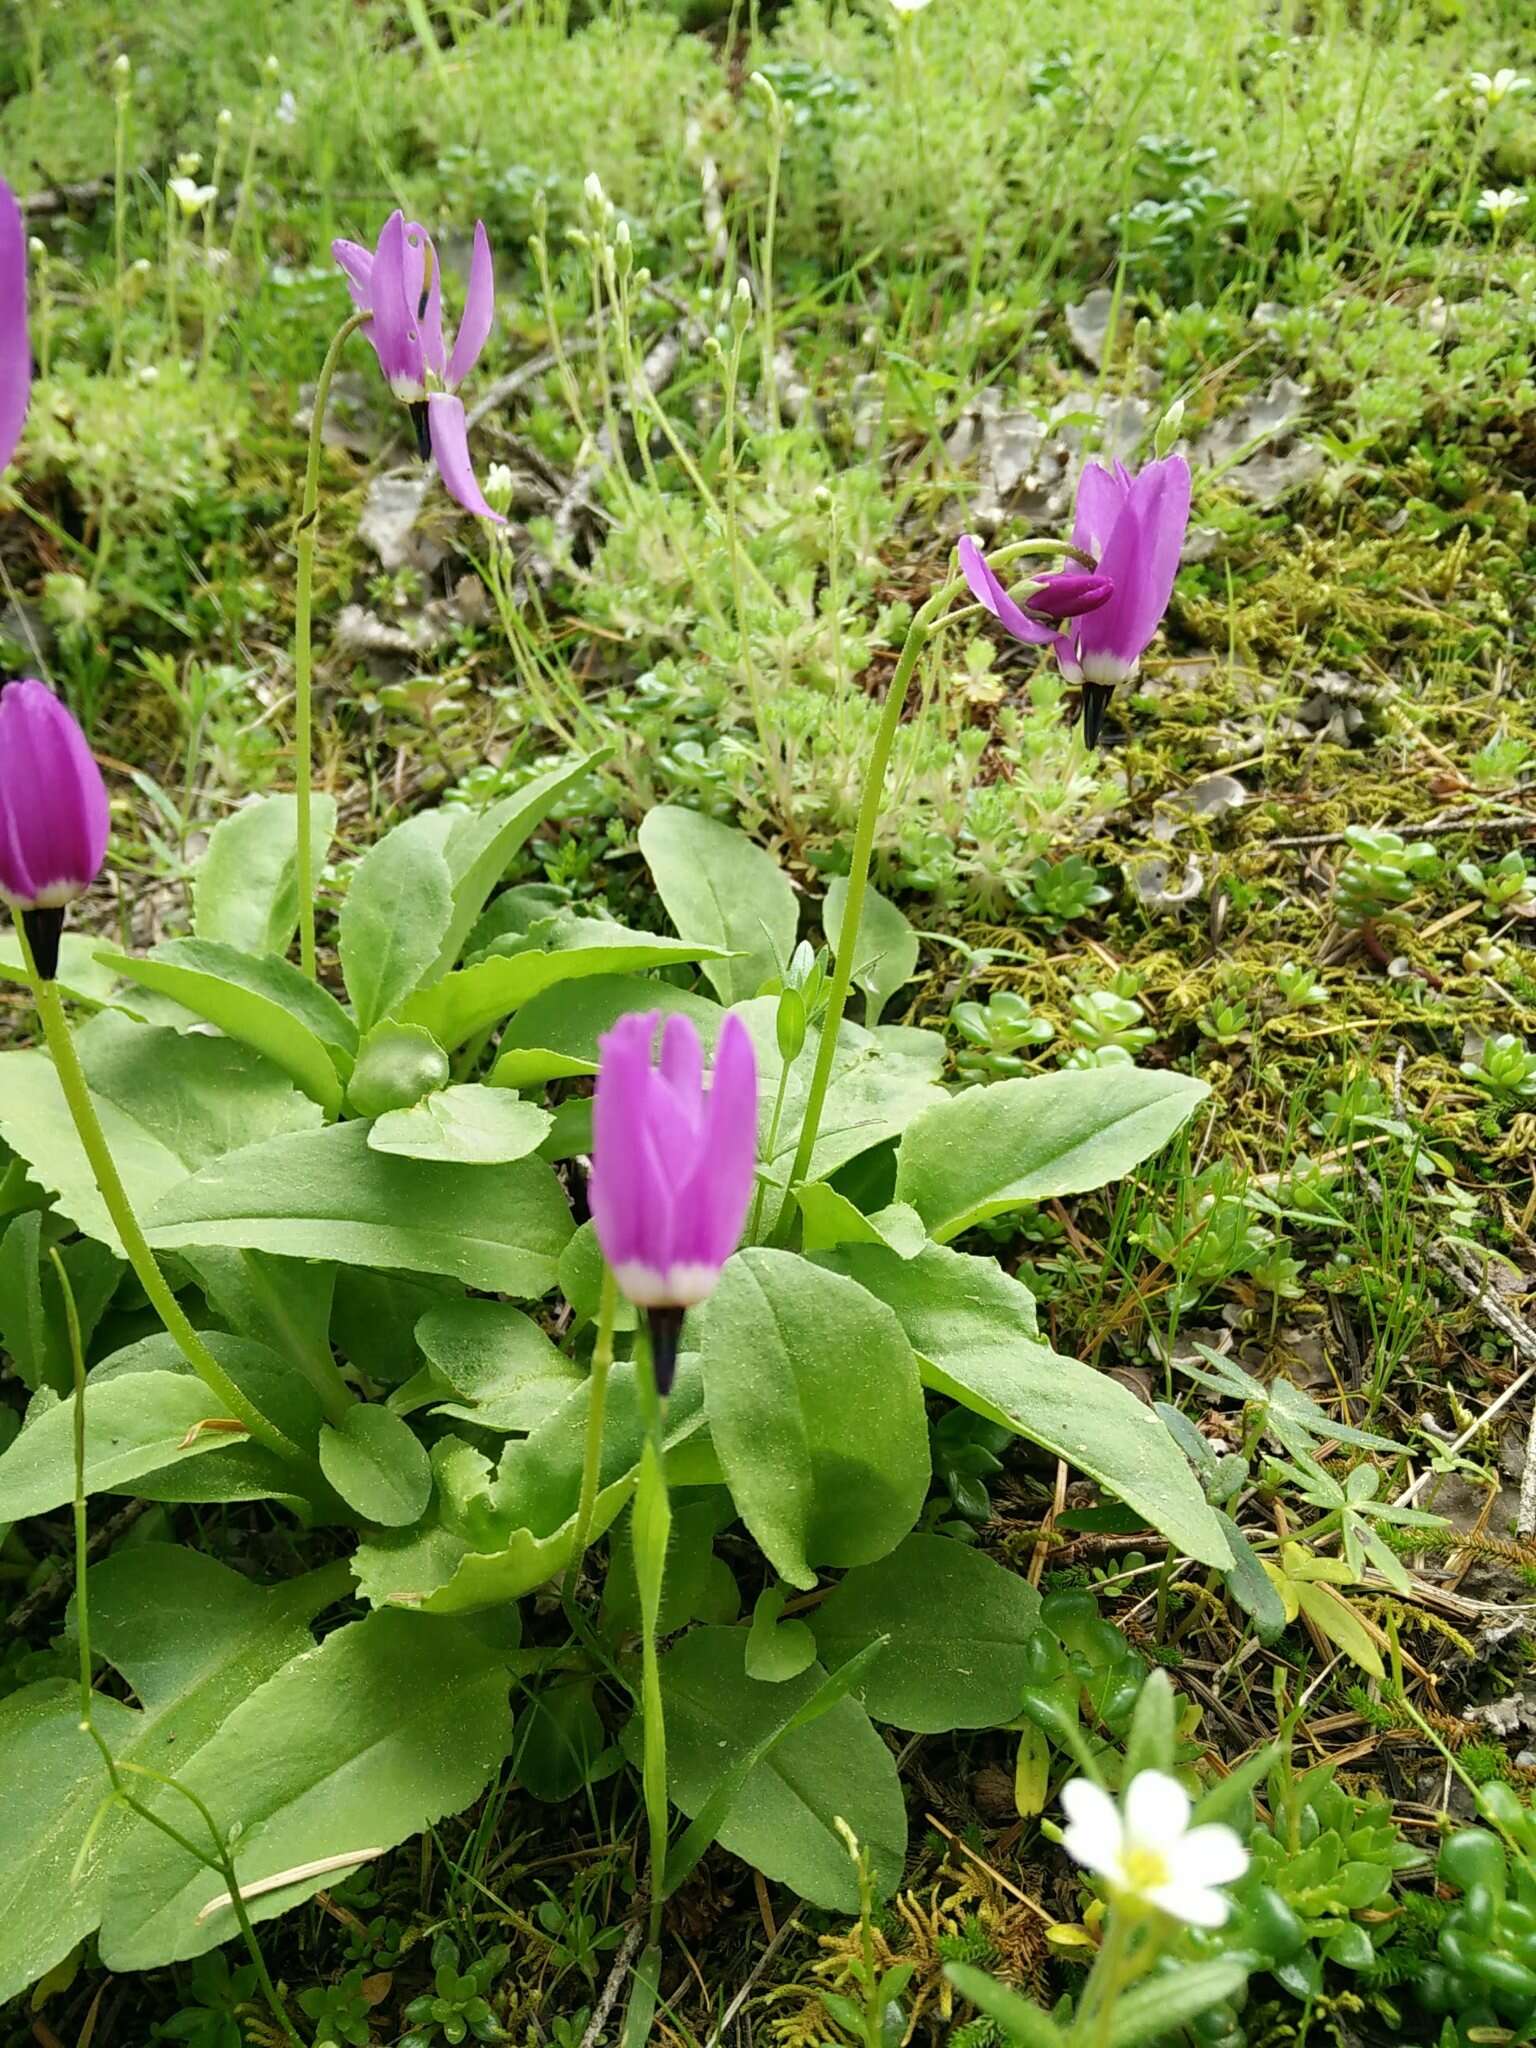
left=2, top=0, right=1535, bottom=2041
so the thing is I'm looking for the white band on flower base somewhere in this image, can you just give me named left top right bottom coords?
left=613, top=1259, right=720, bottom=1310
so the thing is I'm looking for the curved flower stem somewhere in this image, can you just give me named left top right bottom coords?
left=565, top=1263, right=619, bottom=1603
left=1073, top=1906, right=1163, bottom=2048
left=292, top=309, right=368, bottom=981
left=631, top=1324, right=672, bottom=1948
left=774, top=538, right=1085, bottom=1231
left=17, top=920, right=301, bottom=1464
left=59, top=1247, right=317, bottom=2048
left=748, top=1050, right=793, bottom=1244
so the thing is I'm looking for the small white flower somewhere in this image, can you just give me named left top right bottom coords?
left=274, top=89, right=299, bottom=126
left=888, top=0, right=935, bottom=12
left=483, top=462, right=515, bottom=516
left=168, top=177, right=218, bottom=218
left=1469, top=67, right=1531, bottom=109
left=1060, top=1771, right=1248, bottom=1928
left=1479, top=186, right=1528, bottom=228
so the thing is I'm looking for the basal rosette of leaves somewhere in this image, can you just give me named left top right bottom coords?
left=0, top=766, right=1223, bottom=1998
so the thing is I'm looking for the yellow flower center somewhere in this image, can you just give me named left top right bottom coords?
left=1121, top=1845, right=1171, bottom=1893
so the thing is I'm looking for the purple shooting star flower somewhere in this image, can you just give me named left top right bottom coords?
left=960, top=453, right=1191, bottom=746
left=590, top=1010, right=759, bottom=1394
left=332, top=209, right=502, bottom=522
left=0, top=679, right=111, bottom=979
left=1, top=176, right=30, bottom=478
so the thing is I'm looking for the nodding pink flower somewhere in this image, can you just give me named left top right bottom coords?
left=1, top=176, right=29, bottom=477
left=0, top=680, right=111, bottom=980
left=960, top=453, right=1191, bottom=746
left=331, top=210, right=502, bottom=522
left=590, top=1010, right=758, bottom=1393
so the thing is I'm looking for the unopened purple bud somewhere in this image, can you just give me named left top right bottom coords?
left=589, top=1009, right=759, bottom=1375
left=1026, top=568, right=1114, bottom=621
left=0, top=680, right=111, bottom=977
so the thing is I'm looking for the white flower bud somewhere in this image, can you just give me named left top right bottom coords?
left=483, top=462, right=515, bottom=516
left=1153, top=396, right=1186, bottom=458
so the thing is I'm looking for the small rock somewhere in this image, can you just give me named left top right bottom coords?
left=358, top=473, right=446, bottom=575
left=1064, top=288, right=1116, bottom=368
left=1130, top=855, right=1204, bottom=911
left=1190, top=375, right=1321, bottom=506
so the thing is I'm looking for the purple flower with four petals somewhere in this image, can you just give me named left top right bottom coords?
left=1, top=175, right=29, bottom=477
left=332, top=209, right=502, bottom=521
left=960, top=453, right=1191, bottom=745
left=589, top=1010, right=758, bottom=1392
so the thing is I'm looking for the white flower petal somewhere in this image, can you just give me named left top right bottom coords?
left=1123, top=1770, right=1192, bottom=1851
left=1170, top=1824, right=1249, bottom=1889
left=1060, top=1779, right=1124, bottom=1876
left=1150, top=1881, right=1231, bottom=1929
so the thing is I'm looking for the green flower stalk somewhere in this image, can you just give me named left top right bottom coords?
left=779, top=538, right=1093, bottom=1219
left=292, top=308, right=367, bottom=980
left=0, top=679, right=300, bottom=1464
left=587, top=1009, right=760, bottom=1946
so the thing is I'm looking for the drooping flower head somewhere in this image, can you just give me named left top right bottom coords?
left=590, top=1010, right=758, bottom=1393
left=960, top=453, right=1191, bottom=746
left=1, top=175, right=29, bottom=478
left=1060, top=1770, right=1248, bottom=1928
left=0, top=680, right=111, bottom=979
left=331, top=210, right=502, bottom=522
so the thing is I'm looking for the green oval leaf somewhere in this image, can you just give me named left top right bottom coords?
left=625, top=1627, right=906, bottom=1912
left=97, top=939, right=355, bottom=1115
left=638, top=807, right=798, bottom=1004
left=339, top=816, right=455, bottom=1032
left=146, top=1121, right=573, bottom=1295
left=896, top=1066, right=1211, bottom=1240
left=810, top=1533, right=1042, bottom=1732
left=820, top=1242, right=1230, bottom=1568
left=318, top=1405, right=432, bottom=1527
left=696, top=1249, right=929, bottom=1590
left=368, top=1084, right=552, bottom=1165
left=193, top=794, right=338, bottom=958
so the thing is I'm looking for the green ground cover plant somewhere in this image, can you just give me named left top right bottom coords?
left=1, top=1, right=1534, bottom=2044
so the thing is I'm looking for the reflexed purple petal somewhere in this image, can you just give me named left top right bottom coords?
left=447, top=221, right=495, bottom=388
left=0, top=680, right=110, bottom=907
left=1070, top=461, right=1129, bottom=559
left=0, top=177, right=30, bottom=477
left=957, top=534, right=1052, bottom=646
left=331, top=237, right=375, bottom=310
left=425, top=395, right=505, bottom=522
left=1026, top=568, right=1113, bottom=620
left=369, top=211, right=424, bottom=398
